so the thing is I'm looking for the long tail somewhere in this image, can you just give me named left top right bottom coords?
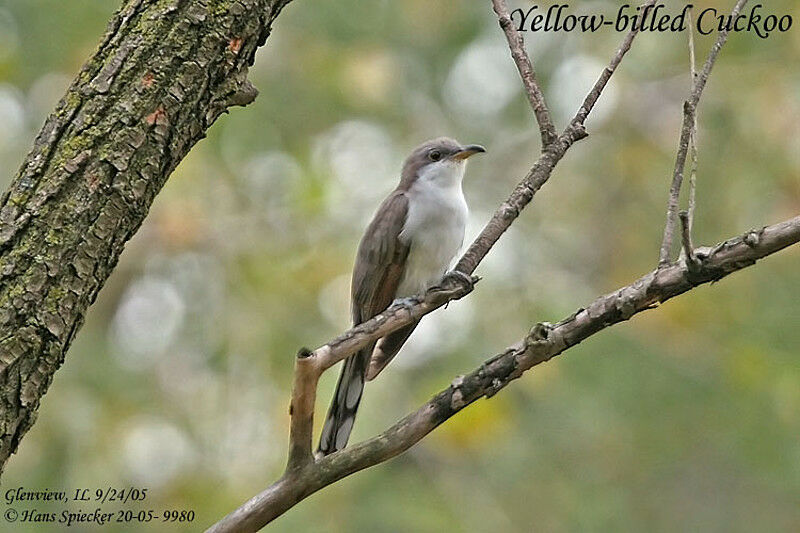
left=317, top=345, right=373, bottom=456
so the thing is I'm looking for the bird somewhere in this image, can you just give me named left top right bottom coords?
left=317, top=137, right=485, bottom=457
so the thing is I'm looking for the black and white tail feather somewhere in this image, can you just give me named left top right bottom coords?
left=317, top=344, right=373, bottom=456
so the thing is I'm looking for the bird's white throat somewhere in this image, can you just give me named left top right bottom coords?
left=415, top=158, right=467, bottom=188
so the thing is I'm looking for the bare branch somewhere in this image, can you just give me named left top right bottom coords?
left=679, top=211, right=700, bottom=273
left=687, top=127, right=699, bottom=232
left=286, top=350, right=321, bottom=472
left=572, top=0, right=657, bottom=127
left=491, top=0, right=558, bottom=146
left=309, top=275, right=476, bottom=374
left=208, top=215, right=800, bottom=532
left=658, top=0, right=749, bottom=265
left=453, top=125, right=587, bottom=275
left=686, top=8, right=699, bottom=232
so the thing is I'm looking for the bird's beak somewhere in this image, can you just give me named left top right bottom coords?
left=452, top=144, right=486, bottom=160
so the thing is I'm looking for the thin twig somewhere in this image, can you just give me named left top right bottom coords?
left=309, top=277, right=475, bottom=373
left=491, top=0, right=558, bottom=146
left=572, top=0, right=657, bottom=127
left=208, top=215, right=800, bottom=532
left=679, top=211, right=700, bottom=273
left=686, top=8, right=699, bottom=233
left=658, top=0, right=749, bottom=265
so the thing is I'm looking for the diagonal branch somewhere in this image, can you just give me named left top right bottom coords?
left=686, top=8, right=699, bottom=233
left=208, top=215, right=800, bottom=532
left=491, top=0, right=558, bottom=147
left=311, top=276, right=478, bottom=373
left=658, top=0, right=749, bottom=265
left=571, top=0, right=657, bottom=128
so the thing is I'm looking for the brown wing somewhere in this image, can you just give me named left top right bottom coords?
left=351, top=190, right=410, bottom=324
left=355, top=192, right=417, bottom=381
left=317, top=190, right=410, bottom=456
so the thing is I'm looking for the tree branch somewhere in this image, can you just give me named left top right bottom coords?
left=0, top=0, right=294, bottom=472
left=209, top=215, right=800, bottom=532
left=308, top=274, right=478, bottom=375
left=286, top=349, right=320, bottom=472
left=658, top=0, right=749, bottom=265
left=571, top=0, right=657, bottom=128
left=686, top=8, right=699, bottom=233
left=491, top=0, right=558, bottom=147
left=679, top=210, right=700, bottom=273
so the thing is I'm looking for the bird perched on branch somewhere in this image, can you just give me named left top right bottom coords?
left=318, top=137, right=485, bottom=456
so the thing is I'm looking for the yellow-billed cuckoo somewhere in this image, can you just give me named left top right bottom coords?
left=318, top=137, right=485, bottom=456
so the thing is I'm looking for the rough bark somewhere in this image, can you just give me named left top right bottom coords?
left=0, top=0, right=292, bottom=472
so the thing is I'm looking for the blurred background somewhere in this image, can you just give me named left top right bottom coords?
left=0, top=0, right=798, bottom=531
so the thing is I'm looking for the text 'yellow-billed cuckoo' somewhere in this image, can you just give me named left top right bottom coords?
left=318, top=137, right=485, bottom=456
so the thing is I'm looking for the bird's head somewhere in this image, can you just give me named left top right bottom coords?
left=400, top=137, right=485, bottom=189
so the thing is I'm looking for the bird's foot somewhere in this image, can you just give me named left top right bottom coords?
left=392, top=296, right=421, bottom=313
left=438, top=270, right=475, bottom=292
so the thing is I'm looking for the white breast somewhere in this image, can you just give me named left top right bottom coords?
left=397, top=162, right=468, bottom=297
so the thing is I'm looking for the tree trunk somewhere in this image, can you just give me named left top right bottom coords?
left=0, top=0, right=292, bottom=473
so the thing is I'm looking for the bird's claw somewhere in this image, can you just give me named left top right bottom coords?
left=392, top=296, right=420, bottom=312
left=439, top=270, right=475, bottom=292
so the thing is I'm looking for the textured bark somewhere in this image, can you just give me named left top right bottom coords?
left=0, top=0, right=292, bottom=472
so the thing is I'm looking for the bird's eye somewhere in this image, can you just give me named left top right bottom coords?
left=429, top=150, right=442, bottom=162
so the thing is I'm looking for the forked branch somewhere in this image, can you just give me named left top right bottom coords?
left=658, top=0, right=750, bottom=265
